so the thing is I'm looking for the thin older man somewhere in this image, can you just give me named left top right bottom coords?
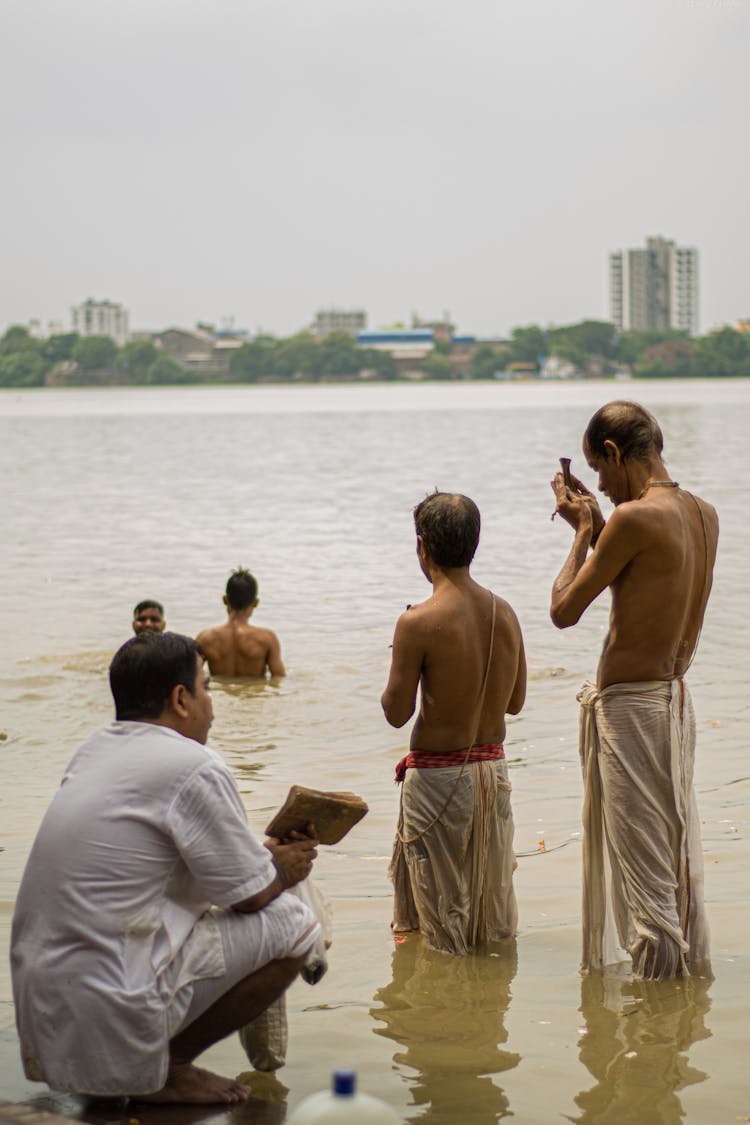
left=11, top=632, right=318, bottom=1103
left=382, top=492, right=526, bottom=955
left=550, top=401, right=718, bottom=980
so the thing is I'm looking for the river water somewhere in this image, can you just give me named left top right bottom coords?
left=0, top=380, right=747, bottom=1124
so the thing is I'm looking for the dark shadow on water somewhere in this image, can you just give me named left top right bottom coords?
left=370, top=936, right=520, bottom=1124
left=569, top=969, right=713, bottom=1125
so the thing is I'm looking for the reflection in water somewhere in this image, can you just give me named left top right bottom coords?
left=371, top=937, right=520, bottom=1124
left=572, top=971, right=712, bottom=1125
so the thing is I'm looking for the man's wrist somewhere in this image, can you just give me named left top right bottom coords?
left=273, top=861, right=289, bottom=891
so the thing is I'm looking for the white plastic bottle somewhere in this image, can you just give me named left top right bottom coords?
left=286, top=1069, right=401, bottom=1124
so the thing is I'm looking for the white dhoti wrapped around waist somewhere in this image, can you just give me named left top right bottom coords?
left=577, top=678, right=709, bottom=979
left=389, top=759, right=517, bottom=955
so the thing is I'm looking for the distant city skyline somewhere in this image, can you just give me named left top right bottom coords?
left=1, top=2, right=747, bottom=340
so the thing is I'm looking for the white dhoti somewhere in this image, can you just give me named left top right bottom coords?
left=389, top=759, right=517, bottom=955
left=578, top=679, right=710, bottom=980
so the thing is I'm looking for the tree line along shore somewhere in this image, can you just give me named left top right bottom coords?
left=2, top=319, right=750, bottom=388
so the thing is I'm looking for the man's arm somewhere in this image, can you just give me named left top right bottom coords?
left=266, top=631, right=286, bottom=678
left=550, top=499, right=643, bottom=629
left=231, top=832, right=317, bottom=913
left=507, top=630, right=527, bottom=715
left=195, top=628, right=218, bottom=673
left=381, top=610, right=424, bottom=728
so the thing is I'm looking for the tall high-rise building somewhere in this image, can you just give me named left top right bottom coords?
left=608, top=237, right=699, bottom=335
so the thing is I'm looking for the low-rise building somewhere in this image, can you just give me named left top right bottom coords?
left=313, top=308, right=367, bottom=338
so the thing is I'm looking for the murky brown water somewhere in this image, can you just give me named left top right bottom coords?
left=1, top=381, right=747, bottom=1123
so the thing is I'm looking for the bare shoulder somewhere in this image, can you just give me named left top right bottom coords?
left=597, top=500, right=653, bottom=549
left=248, top=625, right=280, bottom=648
left=393, top=597, right=433, bottom=636
left=196, top=624, right=222, bottom=646
left=488, top=591, right=523, bottom=639
left=692, top=492, right=719, bottom=533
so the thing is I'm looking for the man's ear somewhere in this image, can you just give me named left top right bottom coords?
left=603, top=438, right=622, bottom=465
left=222, top=594, right=229, bottom=608
left=169, top=682, right=190, bottom=718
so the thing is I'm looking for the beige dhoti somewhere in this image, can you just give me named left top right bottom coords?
left=389, top=758, right=517, bottom=955
left=578, top=679, right=710, bottom=980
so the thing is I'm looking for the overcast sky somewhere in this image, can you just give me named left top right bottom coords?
left=1, top=0, right=747, bottom=339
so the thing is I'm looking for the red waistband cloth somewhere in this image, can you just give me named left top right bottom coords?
left=395, top=743, right=505, bottom=784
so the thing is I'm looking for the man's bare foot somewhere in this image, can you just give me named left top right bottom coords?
left=136, top=1062, right=250, bottom=1104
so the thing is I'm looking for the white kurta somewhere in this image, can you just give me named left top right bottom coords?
left=11, top=722, right=315, bottom=1095
left=577, top=679, right=710, bottom=980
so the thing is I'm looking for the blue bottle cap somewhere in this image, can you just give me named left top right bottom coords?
left=333, top=1069, right=356, bottom=1097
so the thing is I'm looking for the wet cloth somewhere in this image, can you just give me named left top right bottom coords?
left=11, top=722, right=319, bottom=1096
left=578, top=679, right=710, bottom=980
left=390, top=749, right=517, bottom=955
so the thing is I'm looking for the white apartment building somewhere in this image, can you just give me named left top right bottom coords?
left=608, top=237, right=699, bottom=335
left=71, top=299, right=130, bottom=347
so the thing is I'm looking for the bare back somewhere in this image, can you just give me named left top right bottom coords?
left=196, top=621, right=285, bottom=679
left=383, top=574, right=526, bottom=753
left=598, top=489, right=718, bottom=688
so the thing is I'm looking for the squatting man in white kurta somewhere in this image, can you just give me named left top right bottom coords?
left=11, top=631, right=320, bottom=1105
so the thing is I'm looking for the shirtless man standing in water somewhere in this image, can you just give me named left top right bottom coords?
left=196, top=568, right=285, bottom=679
left=550, top=400, right=719, bottom=979
left=382, top=491, right=526, bottom=954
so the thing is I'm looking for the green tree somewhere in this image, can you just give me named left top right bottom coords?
left=42, top=333, right=79, bottom=364
left=118, top=340, right=159, bottom=384
left=470, top=344, right=503, bottom=380
left=509, top=325, right=546, bottom=366
left=635, top=340, right=694, bottom=378
left=361, top=348, right=397, bottom=380
left=72, top=335, right=118, bottom=371
left=0, top=326, right=46, bottom=386
left=1, top=326, right=40, bottom=355
left=0, top=351, right=46, bottom=387
left=689, top=327, right=750, bottom=377
left=615, top=329, right=687, bottom=368
left=229, top=338, right=278, bottom=382
left=317, top=333, right=361, bottom=378
left=547, top=320, right=618, bottom=364
left=422, top=352, right=454, bottom=380
left=272, top=332, right=320, bottom=379
left=147, top=354, right=196, bottom=384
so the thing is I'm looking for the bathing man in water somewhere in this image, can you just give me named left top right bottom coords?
left=382, top=491, right=526, bottom=954
left=550, top=400, right=719, bottom=979
left=132, top=598, right=166, bottom=634
left=196, top=568, right=285, bottom=678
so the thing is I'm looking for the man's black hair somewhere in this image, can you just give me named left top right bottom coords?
left=110, top=632, right=203, bottom=721
left=133, top=599, right=164, bottom=617
left=585, top=401, right=664, bottom=462
left=413, top=491, right=481, bottom=569
left=226, top=568, right=258, bottom=610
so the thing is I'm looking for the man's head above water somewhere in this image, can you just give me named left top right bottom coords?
left=132, top=599, right=166, bottom=635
